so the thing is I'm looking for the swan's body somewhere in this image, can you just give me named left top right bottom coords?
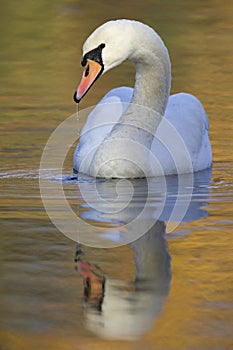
left=73, top=20, right=212, bottom=178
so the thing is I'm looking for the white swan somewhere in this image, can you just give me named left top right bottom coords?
left=73, top=19, right=212, bottom=178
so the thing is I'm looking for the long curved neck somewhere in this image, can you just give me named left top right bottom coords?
left=132, top=57, right=171, bottom=116
left=87, top=22, right=172, bottom=177
left=128, top=26, right=171, bottom=115
left=111, top=34, right=171, bottom=147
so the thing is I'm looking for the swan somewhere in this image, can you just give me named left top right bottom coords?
left=73, top=19, right=212, bottom=178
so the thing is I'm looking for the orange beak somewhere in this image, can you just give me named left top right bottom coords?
left=74, top=59, right=103, bottom=103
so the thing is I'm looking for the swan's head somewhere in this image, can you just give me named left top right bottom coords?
left=73, top=19, right=162, bottom=103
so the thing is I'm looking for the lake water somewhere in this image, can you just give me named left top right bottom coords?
left=1, top=1, right=233, bottom=349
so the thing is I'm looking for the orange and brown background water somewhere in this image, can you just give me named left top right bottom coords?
left=0, top=1, right=232, bottom=349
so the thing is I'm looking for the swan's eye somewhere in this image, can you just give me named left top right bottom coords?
left=81, top=57, right=87, bottom=67
left=82, top=44, right=105, bottom=69
left=84, top=64, right=90, bottom=77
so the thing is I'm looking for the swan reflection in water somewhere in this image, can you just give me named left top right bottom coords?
left=74, top=168, right=211, bottom=340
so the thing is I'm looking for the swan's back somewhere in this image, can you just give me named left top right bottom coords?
left=74, top=88, right=211, bottom=175
left=152, top=92, right=212, bottom=174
